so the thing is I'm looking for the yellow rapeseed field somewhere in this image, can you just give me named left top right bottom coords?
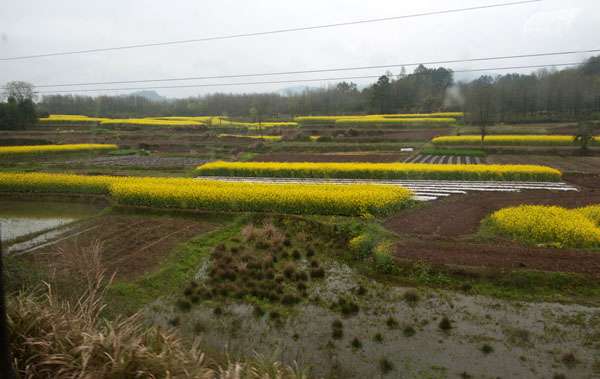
left=100, top=118, right=204, bottom=127
left=432, top=135, right=581, bottom=146
left=294, top=113, right=463, bottom=124
left=485, top=205, right=600, bottom=248
left=217, top=134, right=282, bottom=141
left=335, top=117, right=455, bottom=126
left=195, top=161, right=562, bottom=181
left=38, top=114, right=111, bottom=123
left=0, top=172, right=412, bottom=217
left=0, top=144, right=118, bottom=156
left=577, top=205, right=600, bottom=226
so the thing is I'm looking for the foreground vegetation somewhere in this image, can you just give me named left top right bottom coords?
left=196, top=161, right=562, bottom=181
left=0, top=172, right=413, bottom=216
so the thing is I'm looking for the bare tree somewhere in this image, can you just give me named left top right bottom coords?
left=2, top=81, right=36, bottom=102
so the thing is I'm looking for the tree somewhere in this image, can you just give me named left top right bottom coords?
left=249, top=106, right=262, bottom=135
left=2, top=81, right=36, bottom=103
left=464, top=76, right=496, bottom=146
left=0, top=81, right=37, bottom=129
left=574, top=121, right=599, bottom=154
left=370, top=75, right=392, bottom=114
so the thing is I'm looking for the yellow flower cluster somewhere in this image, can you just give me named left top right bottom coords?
left=217, top=134, right=282, bottom=141
left=196, top=161, right=562, bottom=181
left=486, top=205, right=600, bottom=248
left=0, top=173, right=412, bottom=217
left=577, top=205, right=600, bottom=226
left=0, top=144, right=118, bottom=156
left=38, top=114, right=110, bottom=124
left=431, top=135, right=586, bottom=146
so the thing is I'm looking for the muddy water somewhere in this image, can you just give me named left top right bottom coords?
left=0, top=200, right=102, bottom=245
left=147, top=259, right=600, bottom=379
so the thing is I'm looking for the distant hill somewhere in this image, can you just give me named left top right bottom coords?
left=277, top=85, right=320, bottom=96
left=127, top=90, right=166, bottom=102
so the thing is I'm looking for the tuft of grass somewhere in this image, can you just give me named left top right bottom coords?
left=175, top=299, right=192, bottom=312
left=379, top=358, right=394, bottom=375
left=561, top=352, right=579, bottom=368
left=481, top=344, right=494, bottom=355
left=403, top=290, right=420, bottom=305
left=438, top=316, right=452, bottom=331
left=403, top=326, right=416, bottom=337
left=374, top=333, right=384, bottom=343
left=351, top=337, right=363, bottom=350
left=386, top=317, right=399, bottom=329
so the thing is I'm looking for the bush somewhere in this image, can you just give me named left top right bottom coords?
left=373, top=240, right=396, bottom=273
left=348, top=233, right=376, bottom=260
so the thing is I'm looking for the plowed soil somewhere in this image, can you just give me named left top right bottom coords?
left=29, top=214, right=216, bottom=280
left=385, top=174, right=600, bottom=276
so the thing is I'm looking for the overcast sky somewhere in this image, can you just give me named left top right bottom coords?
left=1, top=0, right=599, bottom=98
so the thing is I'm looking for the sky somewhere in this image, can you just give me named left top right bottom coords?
left=1, top=0, right=599, bottom=98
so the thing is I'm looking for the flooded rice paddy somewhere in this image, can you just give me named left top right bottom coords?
left=0, top=200, right=103, bottom=251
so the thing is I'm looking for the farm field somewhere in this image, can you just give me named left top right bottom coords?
left=3, top=115, right=600, bottom=378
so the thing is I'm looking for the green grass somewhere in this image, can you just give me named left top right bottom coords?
left=420, top=148, right=486, bottom=157
left=106, top=217, right=244, bottom=315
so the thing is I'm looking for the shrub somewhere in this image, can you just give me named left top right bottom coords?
left=348, top=233, right=376, bottom=260
left=373, top=240, right=396, bottom=273
left=439, top=316, right=452, bottom=331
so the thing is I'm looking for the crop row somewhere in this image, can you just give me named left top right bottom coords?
left=432, top=135, right=600, bottom=146
left=294, top=112, right=463, bottom=124
left=217, top=134, right=282, bottom=141
left=334, top=117, right=456, bottom=126
left=484, top=205, right=600, bottom=248
left=195, top=161, right=562, bottom=182
left=0, top=144, right=118, bottom=156
left=0, top=173, right=412, bottom=217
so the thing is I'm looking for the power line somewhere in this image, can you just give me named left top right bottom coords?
left=0, top=0, right=542, bottom=62
left=23, top=48, right=600, bottom=88
left=34, top=61, right=585, bottom=94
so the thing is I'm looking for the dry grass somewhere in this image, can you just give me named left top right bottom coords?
left=7, top=244, right=308, bottom=379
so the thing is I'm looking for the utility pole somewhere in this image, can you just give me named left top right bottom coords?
left=0, top=227, right=16, bottom=378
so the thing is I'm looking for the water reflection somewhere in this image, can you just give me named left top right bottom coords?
left=0, top=200, right=102, bottom=242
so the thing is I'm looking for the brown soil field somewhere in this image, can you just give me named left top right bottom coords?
left=386, top=174, right=600, bottom=276
left=27, top=214, right=216, bottom=281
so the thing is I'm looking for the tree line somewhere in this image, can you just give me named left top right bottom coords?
left=1, top=56, right=600, bottom=129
